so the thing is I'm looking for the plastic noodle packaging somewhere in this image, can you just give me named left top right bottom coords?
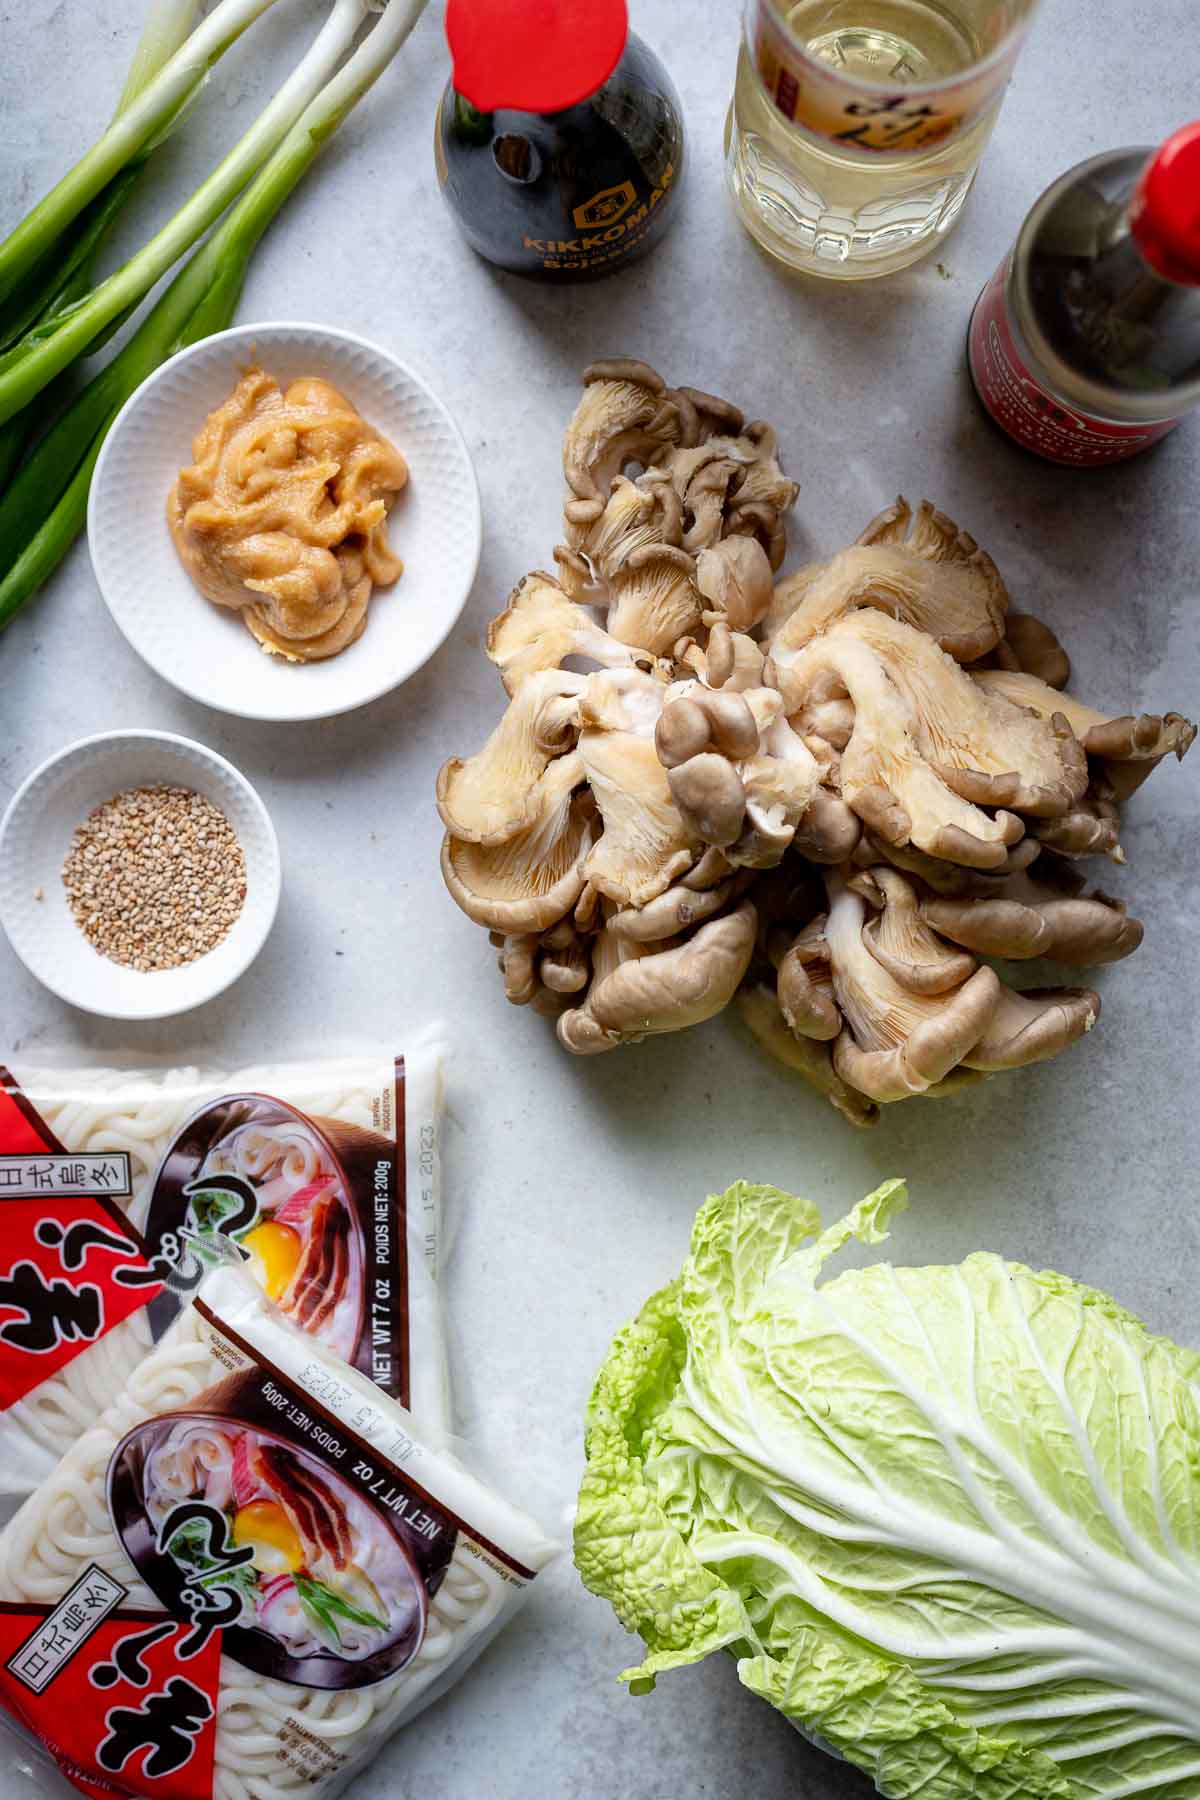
left=0, top=1261, right=558, bottom=1799
left=0, top=1044, right=448, bottom=1495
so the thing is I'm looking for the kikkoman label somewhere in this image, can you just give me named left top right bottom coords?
left=0, top=1070, right=163, bottom=1411
left=753, top=0, right=1023, bottom=153
left=525, top=161, right=677, bottom=274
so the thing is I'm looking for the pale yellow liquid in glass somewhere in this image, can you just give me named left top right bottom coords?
left=727, top=0, right=1007, bottom=278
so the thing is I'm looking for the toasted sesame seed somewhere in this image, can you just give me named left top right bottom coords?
left=62, top=786, right=247, bottom=971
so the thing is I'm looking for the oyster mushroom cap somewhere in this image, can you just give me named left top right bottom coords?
left=793, top=788, right=863, bottom=864
left=496, top=933, right=540, bottom=1006
left=718, top=421, right=799, bottom=520
left=776, top=917, right=841, bottom=1041
left=563, top=361, right=682, bottom=515
left=823, top=872, right=1001, bottom=1102
left=852, top=866, right=978, bottom=995
left=609, top=874, right=740, bottom=941
left=972, top=669, right=1196, bottom=796
left=963, top=984, right=1100, bottom=1071
left=606, top=544, right=702, bottom=657
left=696, top=534, right=775, bottom=634
left=681, top=846, right=735, bottom=890
left=487, top=571, right=666, bottom=695
left=540, top=939, right=591, bottom=993
left=923, top=878, right=1144, bottom=965
left=559, top=902, right=758, bottom=1054
left=1001, top=612, right=1071, bottom=689
left=767, top=497, right=1008, bottom=664
left=557, top=473, right=681, bottom=595
left=655, top=695, right=711, bottom=768
left=656, top=443, right=747, bottom=553
left=856, top=829, right=1043, bottom=893
left=655, top=685, right=764, bottom=768
left=579, top=721, right=698, bottom=909
left=674, top=385, right=745, bottom=437
left=441, top=753, right=594, bottom=932
left=833, top=610, right=1087, bottom=816
left=436, top=668, right=585, bottom=844
left=668, top=753, right=747, bottom=849
left=555, top=918, right=652, bottom=1053
left=1033, top=774, right=1124, bottom=861
left=774, top=617, right=1069, bottom=867
left=737, top=983, right=878, bottom=1127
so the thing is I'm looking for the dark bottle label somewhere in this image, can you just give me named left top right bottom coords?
left=521, top=161, right=679, bottom=275
left=968, top=256, right=1182, bottom=466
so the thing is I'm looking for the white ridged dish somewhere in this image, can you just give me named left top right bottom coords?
left=88, top=323, right=481, bottom=721
left=0, top=732, right=281, bottom=1020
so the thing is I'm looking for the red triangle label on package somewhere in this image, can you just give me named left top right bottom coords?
left=0, top=1075, right=164, bottom=1411
left=0, top=1588, right=219, bottom=1800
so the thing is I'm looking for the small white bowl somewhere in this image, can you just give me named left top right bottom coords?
left=88, top=323, right=481, bottom=722
left=0, top=731, right=281, bottom=1020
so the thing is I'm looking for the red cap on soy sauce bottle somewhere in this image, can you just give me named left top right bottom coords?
left=435, top=0, right=685, bottom=280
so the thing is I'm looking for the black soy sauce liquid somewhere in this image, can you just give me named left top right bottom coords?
left=435, top=33, right=685, bottom=280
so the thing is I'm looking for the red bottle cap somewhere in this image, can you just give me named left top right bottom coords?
left=1130, top=120, right=1200, bottom=286
left=446, top=0, right=628, bottom=114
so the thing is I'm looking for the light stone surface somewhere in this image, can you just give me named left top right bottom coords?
left=1, top=3, right=1198, bottom=1796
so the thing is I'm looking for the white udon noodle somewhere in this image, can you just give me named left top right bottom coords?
left=1, top=1059, right=423, bottom=1488
left=0, top=1306, right=501, bottom=1800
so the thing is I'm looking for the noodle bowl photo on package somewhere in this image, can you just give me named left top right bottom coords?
left=111, top=1413, right=441, bottom=1687
left=145, top=1093, right=381, bottom=1368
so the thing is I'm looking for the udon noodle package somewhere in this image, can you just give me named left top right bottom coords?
left=0, top=1047, right=447, bottom=1495
left=0, top=1263, right=557, bottom=1800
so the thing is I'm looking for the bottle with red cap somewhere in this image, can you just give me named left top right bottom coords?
left=968, top=122, right=1200, bottom=465
left=435, top=0, right=684, bottom=280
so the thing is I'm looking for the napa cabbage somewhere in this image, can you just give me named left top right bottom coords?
left=575, top=1181, right=1200, bottom=1798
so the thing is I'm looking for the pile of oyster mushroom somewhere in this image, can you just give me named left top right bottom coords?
left=438, top=359, right=1195, bottom=1125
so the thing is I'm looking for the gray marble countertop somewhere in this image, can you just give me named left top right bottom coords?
left=1, top=3, right=1198, bottom=1796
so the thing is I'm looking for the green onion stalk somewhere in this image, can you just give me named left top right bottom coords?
left=0, top=0, right=289, bottom=305
left=0, top=1, right=205, bottom=492
left=0, top=0, right=377, bottom=429
left=0, top=0, right=429, bottom=633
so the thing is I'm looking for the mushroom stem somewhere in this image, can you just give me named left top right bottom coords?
left=737, top=984, right=878, bottom=1128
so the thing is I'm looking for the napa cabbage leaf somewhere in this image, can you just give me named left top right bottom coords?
left=575, top=1181, right=1200, bottom=1798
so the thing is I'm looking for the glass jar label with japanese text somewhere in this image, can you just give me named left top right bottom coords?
left=752, top=0, right=1025, bottom=153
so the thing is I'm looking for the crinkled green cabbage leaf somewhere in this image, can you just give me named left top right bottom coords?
left=575, top=1181, right=1200, bottom=1798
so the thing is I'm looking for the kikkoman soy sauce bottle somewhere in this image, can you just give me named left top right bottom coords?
left=436, top=0, right=685, bottom=279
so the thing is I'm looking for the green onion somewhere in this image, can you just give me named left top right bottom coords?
left=0, top=0, right=283, bottom=305
left=0, top=4, right=202, bottom=493
left=0, top=0, right=376, bottom=429
left=0, top=0, right=429, bottom=634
